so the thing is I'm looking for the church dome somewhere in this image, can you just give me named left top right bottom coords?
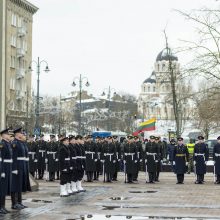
left=143, top=71, right=156, bottom=84
left=156, top=48, right=178, bottom=62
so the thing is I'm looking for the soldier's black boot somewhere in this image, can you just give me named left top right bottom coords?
left=11, top=193, right=22, bottom=210
left=155, top=172, right=160, bottom=182
left=93, top=172, right=97, bottom=180
left=56, top=171, right=60, bottom=180
left=18, top=192, right=27, bottom=209
left=0, top=197, right=7, bottom=214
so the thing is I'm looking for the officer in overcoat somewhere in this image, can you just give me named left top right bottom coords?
left=112, top=135, right=121, bottom=181
left=213, top=136, right=220, bottom=184
left=27, top=135, right=37, bottom=178
left=144, top=135, right=159, bottom=183
left=193, top=136, right=209, bottom=184
left=173, top=137, right=189, bottom=184
left=94, top=136, right=102, bottom=180
left=0, top=129, right=13, bottom=214
left=123, top=136, right=137, bottom=183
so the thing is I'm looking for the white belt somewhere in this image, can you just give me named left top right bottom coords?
left=29, top=152, right=36, bottom=160
left=146, top=152, right=157, bottom=161
left=125, top=153, right=135, bottom=161
left=77, top=156, right=86, bottom=159
left=39, top=150, right=45, bottom=157
left=17, top=157, right=26, bottom=161
left=65, top=158, right=70, bottom=161
left=0, top=157, right=2, bottom=162
left=72, top=157, right=77, bottom=160
left=25, top=158, right=29, bottom=161
left=98, top=152, right=101, bottom=160
left=195, top=153, right=205, bottom=161
left=215, top=153, right=220, bottom=157
left=85, top=151, right=95, bottom=159
left=137, top=152, right=140, bottom=159
left=104, top=153, right=114, bottom=161
left=4, top=159, right=13, bottom=163
left=48, top=151, right=57, bottom=159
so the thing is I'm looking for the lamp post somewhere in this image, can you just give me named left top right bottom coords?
left=29, top=57, right=50, bottom=136
left=72, top=74, right=90, bottom=135
left=101, top=86, right=116, bottom=131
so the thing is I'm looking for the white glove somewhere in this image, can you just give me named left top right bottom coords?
left=134, top=160, right=137, bottom=163
left=113, top=160, right=116, bottom=163
left=70, top=167, right=73, bottom=170
left=12, top=170, right=18, bottom=175
left=34, top=159, right=38, bottom=162
left=205, top=161, right=207, bottom=165
left=145, top=159, right=147, bottom=163
left=94, top=159, right=97, bottom=162
left=140, top=159, right=143, bottom=162
left=163, top=159, right=166, bottom=162
left=123, top=160, right=126, bottom=164
left=193, top=161, right=196, bottom=165
left=155, top=160, right=158, bottom=163
left=118, top=159, right=121, bottom=162
left=101, top=160, right=104, bottom=163
left=186, top=162, right=188, bottom=166
left=173, top=161, right=175, bottom=165
left=55, top=159, right=59, bottom=161
left=62, top=169, right=67, bottom=172
left=1, top=173, right=5, bottom=178
left=45, top=159, right=48, bottom=163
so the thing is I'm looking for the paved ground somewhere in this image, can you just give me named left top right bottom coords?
left=2, top=172, right=220, bottom=220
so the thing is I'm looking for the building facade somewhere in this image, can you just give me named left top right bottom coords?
left=0, top=0, right=38, bottom=130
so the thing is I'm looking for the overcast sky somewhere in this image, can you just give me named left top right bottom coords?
left=29, top=0, right=217, bottom=98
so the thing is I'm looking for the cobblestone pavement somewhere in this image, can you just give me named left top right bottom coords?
left=2, top=172, right=220, bottom=220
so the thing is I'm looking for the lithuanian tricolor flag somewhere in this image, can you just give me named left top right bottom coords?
left=132, top=118, right=156, bottom=136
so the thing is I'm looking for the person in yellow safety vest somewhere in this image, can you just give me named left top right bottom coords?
left=186, top=139, right=195, bottom=174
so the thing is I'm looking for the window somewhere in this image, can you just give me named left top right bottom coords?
left=153, top=86, right=156, bottom=92
left=144, top=86, right=145, bottom=92
left=17, top=16, right=22, bottom=27
left=148, top=86, right=150, bottom=92
left=10, top=56, right=16, bottom=68
left=11, top=35, right=16, bottom=47
left=11, top=13, right=17, bottom=26
left=10, top=78, right=15, bottom=90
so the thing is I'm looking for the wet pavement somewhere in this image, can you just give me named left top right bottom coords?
left=2, top=172, right=220, bottom=220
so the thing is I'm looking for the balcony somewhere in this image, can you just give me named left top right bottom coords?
left=16, top=90, right=25, bottom=100
left=17, top=48, right=25, bottom=58
left=16, top=69, right=25, bottom=79
left=17, top=26, right=27, bottom=37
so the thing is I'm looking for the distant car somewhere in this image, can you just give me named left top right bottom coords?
left=205, top=139, right=217, bottom=159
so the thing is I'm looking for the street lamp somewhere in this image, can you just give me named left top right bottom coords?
left=101, top=86, right=116, bottom=131
left=72, top=74, right=90, bottom=135
left=29, top=57, right=50, bottom=137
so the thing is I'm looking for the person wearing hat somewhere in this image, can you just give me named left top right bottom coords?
left=144, top=135, right=159, bottom=183
left=112, top=135, right=121, bottom=181
left=101, top=136, right=116, bottom=183
left=123, top=136, right=137, bottom=183
left=94, top=136, right=102, bottom=181
left=27, top=135, right=37, bottom=178
left=59, top=136, right=71, bottom=197
left=46, top=134, right=58, bottom=181
left=11, top=127, right=31, bottom=210
left=84, top=135, right=97, bottom=182
left=193, top=136, right=209, bottom=184
left=0, top=128, right=13, bottom=214
left=133, top=136, right=143, bottom=182
left=74, top=135, right=86, bottom=192
left=36, top=134, right=47, bottom=180
left=173, top=137, right=189, bottom=184
left=213, top=136, right=220, bottom=184
left=167, top=139, right=176, bottom=172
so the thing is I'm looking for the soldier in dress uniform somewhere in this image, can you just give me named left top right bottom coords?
left=84, top=135, right=97, bottom=182
left=123, top=135, right=137, bottom=183
left=46, top=134, right=58, bottom=181
left=59, top=137, right=71, bottom=197
left=56, top=134, right=64, bottom=180
left=36, top=134, right=47, bottom=179
left=75, top=135, right=86, bottom=192
left=27, top=135, right=37, bottom=178
left=193, top=136, right=209, bottom=184
left=144, top=135, right=159, bottom=183
left=11, top=127, right=31, bottom=210
left=133, top=136, right=143, bottom=181
left=0, top=128, right=13, bottom=214
left=213, top=136, right=220, bottom=184
left=173, top=137, right=189, bottom=184
left=94, top=136, right=102, bottom=180
left=101, top=136, right=116, bottom=183
left=112, top=135, right=121, bottom=181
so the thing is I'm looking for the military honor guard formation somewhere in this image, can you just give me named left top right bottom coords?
left=1, top=127, right=220, bottom=215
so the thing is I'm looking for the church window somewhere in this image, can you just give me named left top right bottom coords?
left=153, top=86, right=156, bottom=92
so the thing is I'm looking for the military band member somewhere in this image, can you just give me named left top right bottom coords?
left=75, top=135, right=86, bottom=192
left=101, top=136, right=116, bottom=183
left=173, top=137, right=189, bottom=184
left=144, top=135, right=159, bottom=183
left=213, top=136, right=220, bottom=184
left=36, top=134, right=47, bottom=180
left=94, top=136, right=102, bottom=180
left=27, top=135, right=37, bottom=178
left=84, top=135, right=97, bottom=182
left=112, top=135, right=121, bottom=181
left=59, top=137, right=71, bottom=197
left=0, top=129, right=13, bottom=214
left=123, top=136, right=137, bottom=183
left=11, top=128, right=30, bottom=210
left=193, top=136, right=209, bottom=184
